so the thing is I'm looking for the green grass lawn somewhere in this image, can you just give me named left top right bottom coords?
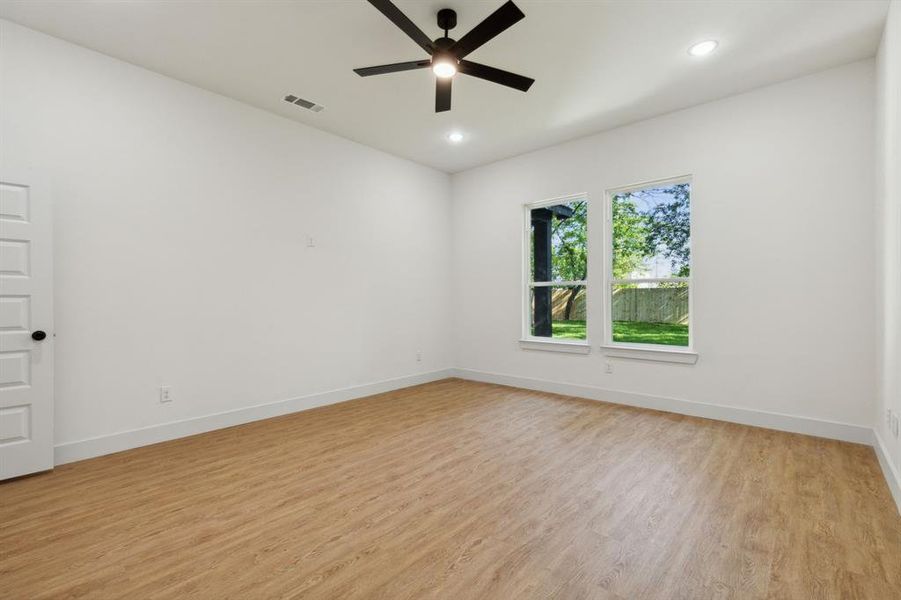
left=550, top=320, right=588, bottom=339
left=612, top=320, right=688, bottom=346
left=550, top=320, right=689, bottom=346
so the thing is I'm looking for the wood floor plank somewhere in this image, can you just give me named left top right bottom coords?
left=1, top=378, right=899, bottom=599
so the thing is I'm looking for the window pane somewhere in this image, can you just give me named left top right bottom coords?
left=611, top=282, right=689, bottom=346
left=612, top=183, right=690, bottom=279
left=529, top=200, right=587, bottom=282
left=530, top=286, right=587, bottom=340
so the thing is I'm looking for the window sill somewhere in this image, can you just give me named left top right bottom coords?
left=600, top=344, right=698, bottom=364
left=519, top=339, right=591, bottom=354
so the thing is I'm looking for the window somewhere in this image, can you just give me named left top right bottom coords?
left=523, top=196, right=588, bottom=343
left=606, top=178, right=691, bottom=349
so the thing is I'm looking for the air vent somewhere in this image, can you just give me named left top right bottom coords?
left=284, top=94, right=324, bottom=113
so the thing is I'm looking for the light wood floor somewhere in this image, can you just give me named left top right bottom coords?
left=2, top=379, right=899, bottom=599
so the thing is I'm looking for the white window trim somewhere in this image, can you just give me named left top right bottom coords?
left=519, top=338, right=592, bottom=354
left=602, top=175, right=696, bottom=363
left=521, top=193, right=590, bottom=352
left=600, top=344, right=698, bottom=364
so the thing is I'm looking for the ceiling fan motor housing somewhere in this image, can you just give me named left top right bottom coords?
left=432, top=35, right=456, bottom=67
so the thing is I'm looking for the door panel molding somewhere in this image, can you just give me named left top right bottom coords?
left=0, top=167, right=53, bottom=479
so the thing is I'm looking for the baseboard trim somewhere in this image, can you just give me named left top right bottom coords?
left=872, top=430, right=901, bottom=514
left=54, top=368, right=455, bottom=466
left=53, top=366, right=893, bottom=513
left=451, top=368, right=872, bottom=445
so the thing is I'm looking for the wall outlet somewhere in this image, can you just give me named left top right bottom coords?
left=605, top=362, right=614, bottom=374
left=159, top=385, right=172, bottom=403
left=416, top=351, right=422, bottom=363
left=892, top=413, right=900, bottom=439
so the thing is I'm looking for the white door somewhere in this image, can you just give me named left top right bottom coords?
left=0, top=170, right=53, bottom=479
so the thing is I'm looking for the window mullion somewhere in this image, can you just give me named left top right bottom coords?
left=610, top=277, right=690, bottom=285
left=531, top=280, right=587, bottom=288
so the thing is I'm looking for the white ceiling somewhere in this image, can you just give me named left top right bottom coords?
left=0, top=0, right=889, bottom=173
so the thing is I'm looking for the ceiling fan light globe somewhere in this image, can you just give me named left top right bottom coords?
left=432, top=61, right=457, bottom=78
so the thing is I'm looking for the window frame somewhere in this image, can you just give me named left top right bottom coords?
left=602, top=175, right=696, bottom=359
left=520, top=193, right=591, bottom=352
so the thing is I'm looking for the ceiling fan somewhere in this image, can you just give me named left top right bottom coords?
left=354, top=0, right=535, bottom=112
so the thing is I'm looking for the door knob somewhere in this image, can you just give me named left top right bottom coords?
left=31, top=330, right=47, bottom=341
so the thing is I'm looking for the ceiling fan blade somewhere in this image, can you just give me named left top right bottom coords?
left=458, top=60, right=534, bottom=92
left=366, top=0, right=435, bottom=55
left=354, top=60, right=431, bottom=77
left=436, top=78, right=452, bottom=112
left=449, top=1, right=524, bottom=59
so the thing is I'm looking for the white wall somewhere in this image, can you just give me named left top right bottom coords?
left=0, top=20, right=453, bottom=449
left=0, top=17, right=887, bottom=468
left=452, top=60, right=876, bottom=430
left=875, top=1, right=901, bottom=491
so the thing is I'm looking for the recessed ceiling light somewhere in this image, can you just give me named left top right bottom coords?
left=447, top=131, right=464, bottom=143
left=688, top=40, right=718, bottom=57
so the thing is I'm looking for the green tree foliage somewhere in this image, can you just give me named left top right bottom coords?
left=549, top=201, right=587, bottom=320
left=612, top=184, right=691, bottom=279
left=611, top=194, right=649, bottom=279
left=551, top=200, right=587, bottom=282
left=643, top=183, right=691, bottom=277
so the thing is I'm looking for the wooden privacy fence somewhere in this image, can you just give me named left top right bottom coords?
left=612, top=286, right=688, bottom=324
left=550, top=288, right=587, bottom=321
left=549, top=286, right=688, bottom=324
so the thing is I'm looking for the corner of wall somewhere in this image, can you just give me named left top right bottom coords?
left=874, top=429, right=901, bottom=514
left=873, top=0, right=901, bottom=514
